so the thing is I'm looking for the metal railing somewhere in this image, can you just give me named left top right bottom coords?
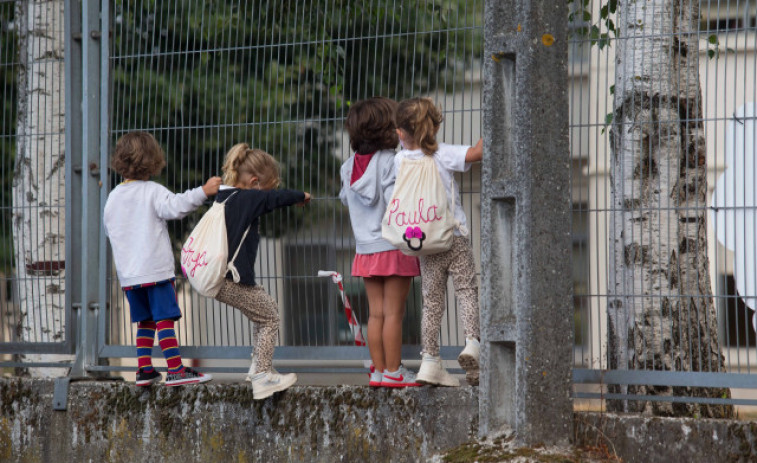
left=3, top=0, right=756, bottom=413
left=570, top=0, right=757, bottom=410
left=0, top=0, right=484, bottom=379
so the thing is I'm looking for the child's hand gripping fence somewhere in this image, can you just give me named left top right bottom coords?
left=317, top=270, right=366, bottom=346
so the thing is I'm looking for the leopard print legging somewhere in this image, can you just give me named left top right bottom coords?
left=215, top=280, right=279, bottom=374
left=420, top=235, right=480, bottom=356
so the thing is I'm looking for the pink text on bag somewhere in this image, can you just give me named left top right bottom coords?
left=180, top=237, right=208, bottom=277
left=385, top=197, right=444, bottom=228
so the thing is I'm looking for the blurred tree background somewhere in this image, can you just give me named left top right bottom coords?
left=0, top=2, right=18, bottom=271
left=0, top=0, right=482, bottom=268
left=109, top=0, right=482, bottom=238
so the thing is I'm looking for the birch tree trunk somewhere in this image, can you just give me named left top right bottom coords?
left=12, top=0, right=69, bottom=376
left=608, top=0, right=732, bottom=418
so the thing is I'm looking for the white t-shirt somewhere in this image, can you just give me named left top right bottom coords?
left=394, top=143, right=471, bottom=235
left=103, top=180, right=207, bottom=287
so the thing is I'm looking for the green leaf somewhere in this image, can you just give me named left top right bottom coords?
left=609, top=84, right=615, bottom=95
left=589, top=25, right=600, bottom=42
left=605, top=113, right=614, bottom=125
left=707, top=49, right=716, bottom=59
left=707, top=34, right=718, bottom=45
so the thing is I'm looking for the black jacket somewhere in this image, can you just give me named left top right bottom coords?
left=215, top=187, right=305, bottom=286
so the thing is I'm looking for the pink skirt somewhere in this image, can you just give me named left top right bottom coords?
left=352, top=250, right=420, bottom=278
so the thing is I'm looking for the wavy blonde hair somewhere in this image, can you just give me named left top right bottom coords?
left=221, top=143, right=281, bottom=189
left=395, top=97, right=443, bottom=156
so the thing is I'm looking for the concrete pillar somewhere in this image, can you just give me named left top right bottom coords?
left=480, top=0, right=572, bottom=445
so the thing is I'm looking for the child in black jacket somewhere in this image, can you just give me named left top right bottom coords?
left=214, top=143, right=310, bottom=400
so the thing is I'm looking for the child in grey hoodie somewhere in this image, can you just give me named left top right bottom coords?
left=339, top=97, right=421, bottom=388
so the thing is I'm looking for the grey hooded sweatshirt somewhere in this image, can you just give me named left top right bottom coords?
left=339, top=149, right=398, bottom=255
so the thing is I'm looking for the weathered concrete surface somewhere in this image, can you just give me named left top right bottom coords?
left=0, top=378, right=478, bottom=463
left=574, top=412, right=757, bottom=463
left=6, top=379, right=757, bottom=462
left=480, top=0, right=572, bottom=445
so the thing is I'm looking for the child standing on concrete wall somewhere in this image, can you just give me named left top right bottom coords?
left=340, top=97, right=421, bottom=388
left=104, top=131, right=219, bottom=386
left=214, top=143, right=310, bottom=400
left=394, top=97, right=483, bottom=386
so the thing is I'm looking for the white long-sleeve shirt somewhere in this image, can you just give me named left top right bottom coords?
left=103, top=180, right=208, bottom=287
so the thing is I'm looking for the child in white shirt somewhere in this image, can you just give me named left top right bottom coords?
left=104, top=131, right=220, bottom=386
left=394, top=97, right=483, bottom=386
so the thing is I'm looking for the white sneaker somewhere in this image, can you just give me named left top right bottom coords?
left=369, top=365, right=383, bottom=387
left=416, top=353, right=460, bottom=387
left=245, top=354, right=283, bottom=383
left=245, top=353, right=257, bottom=382
left=381, top=365, right=420, bottom=388
left=250, top=371, right=298, bottom=400
left=458, top=337, right=480, bottom=386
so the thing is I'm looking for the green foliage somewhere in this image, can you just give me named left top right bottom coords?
left=568, top=0, right=616, bottom=49
left=110, top=0, right=482, bottom=238
left=0, top=1, right=482, bottom=268
left=705, top=34, right=736, bottom=59
left=0, top=3, right=17, bottom=270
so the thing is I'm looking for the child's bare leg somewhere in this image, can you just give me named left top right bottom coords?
left=364, top=277, right=386, bottom=373
left=381, top=276, right=411, bottom=372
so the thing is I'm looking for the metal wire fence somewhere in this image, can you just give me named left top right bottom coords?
left=103, top=0, right=484, bottom=372
left=0, top=0, right=484, bottom=377
left=569, top=0, right=757, bottom=410
left=3, top=0, right=756, bottom=410
left=0, top=0, right=70, bottom=372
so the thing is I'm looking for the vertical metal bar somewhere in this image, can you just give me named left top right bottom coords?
left=70, top=0, right=102, bottom=377
left=97, top=0, right=110, bottom=364
left=64, top=0, right=81, bottom=354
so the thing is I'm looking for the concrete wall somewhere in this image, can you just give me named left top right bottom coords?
left=0, top=379, right=477, bottom=463
left=6, top=379, right=757, bottom=462
left=575, top=412, right=757, bottom=463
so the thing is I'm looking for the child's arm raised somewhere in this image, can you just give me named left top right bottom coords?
left=202, top=176, right=222, bottom=197
left=261, top=189, right=308, bottom=212
left=155, top=176, right=222, bottom=220
left=296, top=192, right=311, bottom=207
left=465, top=139, right=483, bottom=163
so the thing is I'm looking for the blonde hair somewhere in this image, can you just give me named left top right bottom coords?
left=395, top=97, right=443, bottom=156
left=221, top=143, right=281, bottom=189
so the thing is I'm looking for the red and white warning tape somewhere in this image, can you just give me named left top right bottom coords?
left=318, top=270, right=366, bottom=346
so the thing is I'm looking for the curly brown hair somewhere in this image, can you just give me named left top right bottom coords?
left=396, top=97, right=443, bottom=156
left=111, top=132, right=167, bottom=180
left=344, top=97, right=399, bottom=154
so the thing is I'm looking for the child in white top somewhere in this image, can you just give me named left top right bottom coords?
left=104, top=131, right=220, bottom=386
left=394, top=97, right=483, bottom=386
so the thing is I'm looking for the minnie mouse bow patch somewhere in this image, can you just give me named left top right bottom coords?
left=403, top=226, right=426, bottom=251
left=405, top=226, right=423, bottom=239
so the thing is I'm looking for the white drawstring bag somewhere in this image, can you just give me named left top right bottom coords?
left=382, top=156, right=466, bottom=256
left=180, top=192, right=249, bottom=297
